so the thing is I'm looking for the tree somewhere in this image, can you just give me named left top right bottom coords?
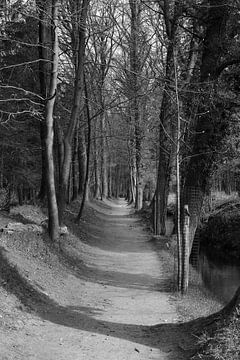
left=58, top=0, right=90, bottom=224
left=76, top=74, right=91, bottom=220
left=153, top=0, right=183, bottom=235
left=38, top=0, right=60, bottom=241
left=180, top=0, right=240, bottom=292
left=37, top=0, right=52, bottom=200
left=182, top=0, right=230, bottom=253
left=0, top=0, right=42, bottom=205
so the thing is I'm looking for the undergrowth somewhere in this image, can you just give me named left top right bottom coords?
left=193, top=315, right=240, bottom=360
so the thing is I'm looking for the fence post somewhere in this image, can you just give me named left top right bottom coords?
left=182, top=204, right=190, bottom=293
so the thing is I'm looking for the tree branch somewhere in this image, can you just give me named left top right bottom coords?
left=0, top=59, right=51, bottom=72
left=0, top=85, right=44, bottom=100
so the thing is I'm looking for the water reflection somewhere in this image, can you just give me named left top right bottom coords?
left=198, top=253, right=240, bottom=303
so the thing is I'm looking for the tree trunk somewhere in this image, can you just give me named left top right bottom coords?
left=44, top=0, right=59, bottom=241
left=93, top=117, right=101, bottom=199
left=130, top=164, right=136, bottom=204
left=101, top=113, right=108, bottom=199
left=17, top=185, right=23, bottom=206
left=78, top=123, right=87, bottom=196
left=154, top=0, right=186, bottom=236
left=72, top=124, right=79, bottom=201
left=0, top=147, right=4, bottom=188
left=58, top=138, right=71, bottom=223
left=76, top=76, right=91, bottom=220
left=154, top=1, right=181, bottom=234
left=155, top=154, right=170, bottom=235
left=58, top=0, right=90, bottom=224
left=67, top=162, right=72, bottom=204
left=108, top=160, right=112, bottom=198
left=54, top=121, right=64, bottom=189
left=182, top=0, right=229, bottom=253
left=37, top=0, right=52, bottom=201
left=38, top=123, right=47, bottom=200
left=129, top=0, right=143, bottom=210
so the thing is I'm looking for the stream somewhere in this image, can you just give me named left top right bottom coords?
left=164, top=215, right=240, bottom=304
left=198, top=252, right=240, bottom=303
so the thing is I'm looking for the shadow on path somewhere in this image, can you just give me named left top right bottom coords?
left=0, top=246, right=197, bottom=359
left=64, top=200, right=148, bottom=253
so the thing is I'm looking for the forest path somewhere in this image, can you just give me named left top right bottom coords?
left=1, top=199, right=194, bottom=360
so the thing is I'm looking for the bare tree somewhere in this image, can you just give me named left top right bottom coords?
left=154, top=0, right=182, bottom=235
left=58, top=0, right=90, bottom=223
left=39, top=0, right=60, bottom=240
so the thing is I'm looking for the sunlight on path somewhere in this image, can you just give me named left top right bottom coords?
left=1, top=199, right=188, bottom=360
left=59, top=198, right=183, bottom=360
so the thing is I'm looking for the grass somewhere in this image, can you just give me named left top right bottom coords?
left=193, top=315, right=240, bottom=359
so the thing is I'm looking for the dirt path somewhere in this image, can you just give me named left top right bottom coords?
left=0, top=199, right=195, bottom=360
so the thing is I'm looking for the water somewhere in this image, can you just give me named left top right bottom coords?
left=198, top=253, right=240, bottom=303
left=160, top=214, right=240, bottom=304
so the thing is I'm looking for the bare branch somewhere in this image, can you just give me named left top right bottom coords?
left=0, top=98, right=43, bottom=106
left=0, top=85, right=44, bottom=100
left=0, top=36, right=53, bottom=52
left=0, top=59, right=51, bottom=72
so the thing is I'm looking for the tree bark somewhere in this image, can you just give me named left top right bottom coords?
left=58, top=0, right=90, bottom=224
left=54, top=121, right=64, bottom=188
left=78, top=122, right=87, bottom=196
left=182, top=0, right=229, bottom=253
left=17, top=185, right=23, bottom=206
left=0, top=147, right=4, bottom=188
left=154, top=0, right=182, bottom=234
left=101, top=113, right=108, bottom=199
left=37, top=0, right=52, bottom=201
left=44, top=0, right=59, bottom=241
left=108, top=155, right=112, bottom=198
left=76, top=76, right=91, bottom=220
left=129, top=0, right=143, bottom=210
left=72, top=124, right=79, bottom=201
left=93, top=115, right=101, bottom=199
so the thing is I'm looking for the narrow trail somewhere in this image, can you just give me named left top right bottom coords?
left=1, top=199, right=195, bottom=360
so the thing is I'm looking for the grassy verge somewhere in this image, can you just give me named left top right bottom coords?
left=139, top=202, right=240, bottom=360
left=192, top=315, right=240, bottom=360
left=151, top=231, right=240, bottom=360
left=139, top=203, right=222, bottom=320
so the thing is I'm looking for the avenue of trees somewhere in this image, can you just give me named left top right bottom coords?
left=1, top=0, right=240, bottom=293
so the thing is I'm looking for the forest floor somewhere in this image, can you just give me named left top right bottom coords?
left=0, top=198, right=222, bottom=360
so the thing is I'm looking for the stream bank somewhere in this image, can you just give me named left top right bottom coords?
left=199, top=199, right=240, bottom=264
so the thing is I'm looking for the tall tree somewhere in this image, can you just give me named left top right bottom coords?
left=37, top=0, right=52, bottom=200
left=38, top=0, right=60, bottom=240
left=182, top=0, right=230, bottom=252
left=58, top=0, right=90, bottom=223
left=179, top=0, right=240, bottom=292
left=154, top=0, right=182, bottom=234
